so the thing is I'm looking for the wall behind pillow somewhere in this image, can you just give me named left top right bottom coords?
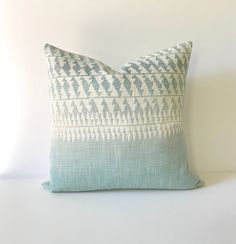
left=0, top=0, right=235, bottom=177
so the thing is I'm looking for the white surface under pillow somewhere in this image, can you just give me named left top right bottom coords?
left=0, top=173, right=235, bottom=244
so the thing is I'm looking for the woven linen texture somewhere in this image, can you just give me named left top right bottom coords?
left=43, top=41, right=202, bottom=192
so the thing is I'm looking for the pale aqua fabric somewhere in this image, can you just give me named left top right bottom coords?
left=43, top=41, right=203, bottom=192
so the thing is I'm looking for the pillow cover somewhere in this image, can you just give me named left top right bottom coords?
left=43, top=41, right=203, bottom=192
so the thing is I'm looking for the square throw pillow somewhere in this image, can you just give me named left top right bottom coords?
left=43, top=41, right=203, bottom=192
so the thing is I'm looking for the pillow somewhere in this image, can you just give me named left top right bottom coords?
left=42, top=41, right=203, bottom=192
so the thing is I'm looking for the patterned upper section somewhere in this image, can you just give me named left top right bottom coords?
left=44, top=42, right=192, bottom=141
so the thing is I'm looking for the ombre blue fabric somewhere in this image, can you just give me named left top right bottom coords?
left=43, top=41, right=203, bottom=192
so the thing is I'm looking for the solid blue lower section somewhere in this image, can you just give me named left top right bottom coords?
left=43, top=133, right=203, bottom=192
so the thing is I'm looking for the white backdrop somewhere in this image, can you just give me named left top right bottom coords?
left=0, top=0, right=235, bottom=178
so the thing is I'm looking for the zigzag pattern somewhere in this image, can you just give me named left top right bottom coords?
left=48, top=74, right=185, bottom=99
left=52, top=122, right=183, bottom=141
left=44, top=41, right=192, bottom=141
left=120, top=42, right=192, bottom=74
left=51, top=96, right=184, bottom=126
left=45, top=44, right=116, bottom=77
